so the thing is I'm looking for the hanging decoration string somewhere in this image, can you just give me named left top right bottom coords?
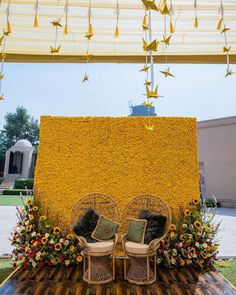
left=0, top=38, right=6, bottom=101
left=50, top=0, right=62, bottom=57
left=64, top=0, right=69, bottom=35
left=169, top=0, right=174, bottom=33
left=34, top=0, right=39, bottom=28
left=82, top=0, right=93, bottom=83
left=218, top=0, right=233, bottom=77
left=194, top=0, right=198, bottom=28
left=114, top=0, right=120, bottom=38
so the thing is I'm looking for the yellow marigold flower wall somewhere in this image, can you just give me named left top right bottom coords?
left=34, top=116, right=200, bottom=230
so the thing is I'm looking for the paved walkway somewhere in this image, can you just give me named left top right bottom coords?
left=0, top=206, right=236, bottom=257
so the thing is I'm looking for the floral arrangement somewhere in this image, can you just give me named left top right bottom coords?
left=157, top=198, right=220, bottom=268
left=11, top=196, right=82, bottom=268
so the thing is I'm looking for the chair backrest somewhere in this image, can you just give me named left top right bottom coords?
left=70, top=193, right=119, bottom=228
left=123, top=194, right=171, bottom=236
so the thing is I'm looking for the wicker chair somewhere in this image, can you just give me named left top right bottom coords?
left=122, top=194, right=171, bottom=285
left=70, top=193, right=119, bottom=284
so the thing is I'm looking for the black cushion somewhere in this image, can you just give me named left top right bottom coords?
left=139, top=209, right=167, bottom=244
left=72, top=208, right=99, bottom=243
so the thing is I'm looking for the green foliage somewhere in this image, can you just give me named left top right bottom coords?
left=0, top=259, right=13, bottom=284
left=216, top=260, right=236, bottom=287
left=2, top=189, right=30, bottom=196
left=0, top=178, right=4, bottom=184
left=15, top=179, right=34, bottom=189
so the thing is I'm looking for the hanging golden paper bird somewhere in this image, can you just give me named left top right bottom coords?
left=142, top=15, right=149, bottom=31
left=144, top=79, right=151, bottom=86
left=0, top=94, right=4, bottom=101
left=143, top=38, right=158, bottom=52
left=145, top=124, right=154, bottom=131
left=50, top=45, right=61, bottom=54
left=82, top=73, right=89, bottom=83
left=84, top=52, right=93, bottom=62
left=3, top=29, right=10, bottom=36
left=142, top=0, right=158, bottom=11
left=146, top=86, right=162, bottom=99
left=160, top=0, right=170, bottom=15
left=0, top=35, right=5, bottom=46
left=217, top=17, right=223, bottom=30
left=223, top=46, right=231, bottom=53
left=0, top=73, right=4, bottom=80
left=85, top=23, right=93, bottom=40
left=114, top=26, right=119, bottom=38
left=194, top=17, right=198, bottom=28
left=221, top=27, right=230, bottom=34
left=170, top=20, right=174, bottom=33
left=161, top=35, right=171, bottom=45
left=51, top=18, right=62, bottom=27
left=7, top=21, right=11, bottom=33
left=34, top=14, right=39, bottom=28
left=140, top=64, right=150, bottom=72
left=160, top=67, right=175, bottom=77
left=144, top=101, right=153, bottom=107
left=225, top=68, right=234, bottom=78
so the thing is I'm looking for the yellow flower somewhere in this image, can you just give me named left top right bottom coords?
left=25, top=246, right=29, bottom=252
left=39, top=215, right=47, bottom=222
left=180, top=260, right=185, bottom=266
left=51, top=258, right=56, bottom=264
left=206, top=245, right=211, bottom=252
left=35, top=256, right=41, bottom=261
left=170, top=231, right=175, bottom=239
left=26, top=225, right=32, bottom=232
left=193, top=199, right=199, bottom=205
left=184, top=209, right=190, bottom=216
left=27, top=199, right=32, bottom=205
left=41, top=237, right=47, bottom=244
left=53, top=227, right=61, bottom=235
left=76, top=255, right=83, bottom=263
left=21, top=256, right=26, bottom=262
left=186, top=259, right=192, bottom=265
left=67, top=233, right=74, bottom=239
left=33, top=206, right=38, bottom=211
left=70, top=245, right=75, bottom=252
left=194, top=221, right=201, bottom=229
left=65, top=260, right=70, bottom=266
left=29, top=215, right=34, bottom=221
left=20, top=208, right=25, bottom=214
left=33, top=241, right=38, bottom=247
left=55, top=243, right=62, bottom=251
left=213, top=244, right=219, bottom=251
left=170, top=224, right=176, bottom=231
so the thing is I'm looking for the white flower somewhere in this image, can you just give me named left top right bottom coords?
left=20, top=226, right=25, bottom=231
left=182, top=224, right=188, bottom=228
left=179, top=242, right=183, bottom=247
left=50, top=239, right=55, bottom=244
left=25, top=220, right=29, bottom=226
left=31, top=231, right=36, bottom=237
left=32, top=261, right=36, bottom=267
left=36, top=251, right=41, bottom=256
left=171, top=258, right=176, bottom=264
left=203, top=243, right=207, bottom=248
left=59, top=238, right=64, bottom=243
left=188, top=234, right=192, bottom=239
left=64, top=240, right=69, bottom=246
left=45, top=233, right=49, bottom=238
left=195, top=242, right=199, bottom=247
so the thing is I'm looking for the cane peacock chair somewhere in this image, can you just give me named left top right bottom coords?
left=70, top=193, right=119, bottom=284
left=122, top=194, right=171, bottom=285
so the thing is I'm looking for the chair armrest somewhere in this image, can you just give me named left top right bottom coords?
left=121, top=233, right=128, bottom=253
left=76, top=235, right=89, bottom=250
left=148, top=237, right=162, bottom=253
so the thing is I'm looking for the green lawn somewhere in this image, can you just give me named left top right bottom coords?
left=216, top=260, right=236, bottom=287
left=0, top=195, right=30, bottom=206
left=0, top=259, right=13, bottom=285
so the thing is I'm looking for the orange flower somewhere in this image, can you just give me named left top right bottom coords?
left=53, top=227, right=61, bottom=235
left=70, top=245, right=75, bottom=252
left=32, top=241, right=38, bottom=247
left=67, top=233, right=74, bottom=239
left=170, top=224, right=176, bottom=231
left=184, top=209, right=190, bottom=216
left=55, top=243, right=62, bottom=251
left=29, top=215, right=34, bottom=221
left=65, top=260, right=70, bottom=266
left=41, top=237, right=47, bottom=244
left=170, top=231, right=175, bottom=239
left=76, top=255, right=83, bottom=263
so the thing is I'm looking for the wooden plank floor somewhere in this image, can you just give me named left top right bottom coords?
left=0, top=260, right=235, bottom=295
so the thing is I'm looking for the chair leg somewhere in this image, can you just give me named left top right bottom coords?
left=147, top=255, right=150, bottom=283
left=154, top=252, right=157, bottom=279
left=124, top=257, right=127, bottom=280
left=88, top=254, right=91, bottom=283
left=112, top=254, right=115, bottom=280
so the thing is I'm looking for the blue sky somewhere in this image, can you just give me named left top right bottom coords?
left=0, top=62, right=235, bottom=127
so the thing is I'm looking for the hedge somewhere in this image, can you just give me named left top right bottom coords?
left=0, top=178, right=4, bottom=185
left=15, top=179, right=34, bottom=189
left=2, top=189, right=32, bottom=196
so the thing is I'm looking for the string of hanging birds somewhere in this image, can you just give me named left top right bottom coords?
left=0, top=0, right=234, bottom=103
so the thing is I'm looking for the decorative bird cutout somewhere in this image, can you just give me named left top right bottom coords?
left=170, top=20, right=174, bottom=34
left=146, top=85, right=162, bottom=99
left=160, top=67, right=175, bottom=77
left=7, top=21, right=11, bottom=33
left=221, top=27, right=230, bottom=34
left=223, top=46, right=231, bottom=53
left=0, top=73, right=4, bottom=80
left=0, top=35, right=5, bottom=46
left=114, top=25, right=119, bottom=38
left=160, top=2, right=170, bottom=15
left=51, top=18, right=62, bottom=27
left=50, top=45, right=61, bottom=54
left=85, top=23, right=93, bottom=40
left=194, top=17, right=198, bottom=28
left=34, top=14, right=39, bottom=28
left=82, top=73, right=89, bottom=83
left=161, top=35, right=171, bottom=46
left=145, top=124, right=154, bottom=131
left=225, top=68, right=234, bottom=78
left=217, top=17, right=223, bottom=30
left=143, top=101, right=153, bottom=107
left=143, top=38, right=158, bottom=52
left=83, top=52, right=93, bottom=62
left=144, top=79, right=151, bottom=86
left=140, top=64, right=150, bottom=72
left=0, top=94, right=4, bottom=101
left=141, top=0, right=158, bottom=11
left=3, top=29, right=10, bottom=36
left=142, top=15, right=149, bottom=31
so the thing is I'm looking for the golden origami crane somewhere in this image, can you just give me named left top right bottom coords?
left=142, top=15, right=149, bottom=31
left=143, top=101, right=153, bottom=107
left=160, top=67, right=175, bottom=77
left=141, top=0, right=158, bottom=11
left=225, top=68, right=234, bottom=78
left=114, top=26, right=119, bottom=38
left=50, top=45, right=61, bottom=54
left=34, top=14, right=39, bottom=28
left=143, top=38, right=158, bottom=52
left=51, top=18, right=62, bottom=27
left=217, top=17, right=223, bottom=30
left=0, top=73, right=4, bottom=80
left=221, top=27, right=230, bottom=34
left=146, top=85, right=162, bottom=99
left=194, top=17, right=198, bottom=28
left=0, top=94, right=4, bottom=101
left=83, top=52, right=93, bottom=62
left=161, top=35, right=171, bottom=46
left=223, top=46, right=231, bottom=53
left=85, top=23, right=93, bottom=40
left=160, top=0, right=170, bottom=15
left=82, top=73, right=89, bottom=83
left=144, top=79, right=151, bottom=86
left=140, top=65, right=150, bottom=72
left=145, top=124, right=154, bottom=131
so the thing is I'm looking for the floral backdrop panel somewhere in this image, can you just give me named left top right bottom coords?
left=34, top=116, right=200, bottom=229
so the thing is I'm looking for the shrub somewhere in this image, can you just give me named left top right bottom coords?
left=2, top=189, right=31, bottom=196
left=0, top=178, right=4, bottom=185
left=15, top=179, right=34, bottom=190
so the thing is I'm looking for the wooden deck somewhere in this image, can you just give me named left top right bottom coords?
left=0, top=260, right=235, bottom=295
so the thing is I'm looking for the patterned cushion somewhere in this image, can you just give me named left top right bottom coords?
left=126, top=218, right=147, bottom=244
left=91, top=215, right=120, bottom=241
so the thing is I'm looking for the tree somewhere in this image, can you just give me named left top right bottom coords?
left=1, top=106, right=39, bottom=149
left=0, top=106, right=39, bottom=176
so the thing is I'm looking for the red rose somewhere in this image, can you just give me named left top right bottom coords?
left=40, top=262, right=44, bottom=267
left=29, top=210, right=33, bottom=214
left=29, top=252, right=34, bottom=258
left=23, top=262, right=28, bottom=269
left=60, top=256, right=65, bottom=262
